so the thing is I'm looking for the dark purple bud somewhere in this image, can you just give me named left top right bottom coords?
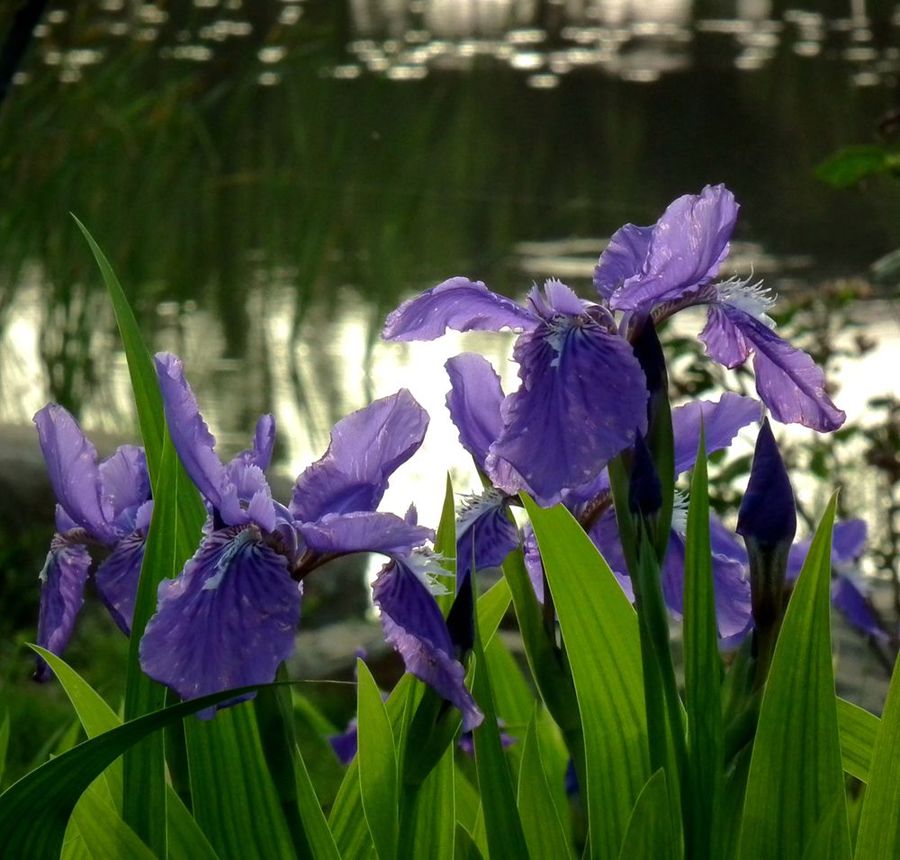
left=628, top=433, right=662, bottom=519
left=737, top=419, right=796, bottom=549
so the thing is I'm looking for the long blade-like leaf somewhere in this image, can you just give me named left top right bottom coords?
left=738, top=494, right=851, bottom=860
left=853, top=653, right=900, bottom=858
left=617, top=769, right=676, bottom=860
left=522, top=495, right=649, bottom=859
left=837, top=697, right=879, bottom=783
left=683, top=435, right=723, bottom=859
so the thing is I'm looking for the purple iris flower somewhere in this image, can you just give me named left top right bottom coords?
left=385, top=279, right=649, bottom=506
left=595, top=184, right=845, bottom=432
left=32, top=404, right=153, bottom=680
left=139, top=353, right=481, bottom=728
left=787, top=519, right=891, bottom=643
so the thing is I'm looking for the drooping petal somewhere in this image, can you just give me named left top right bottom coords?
left=698, top=305, right=753, bottom=368
left=455, top=491, right=518, bottom=589
left=298, top=511, right=433, bottom=556
left=139, top=526, right=301, bottom=708
left=486, top=321, right=648, bottom=505
left=154, top=353, right=247, bottom=526
left=35, top=540, right=92, bottom=681
left=831, top=575, right=889, bottom=642
left=99, top=445, right=150, bottom=531
left=594, top=223, right=654, bottom=299
left=522, top=525, right=546, bottom=604
left=609, top=185, right=739, bottom=314
left=701, top=306, right=845, bottom=432
left=372, top=556, right=483, bottom=731
left=586, top=510, right=635, bottom=601
left=382, top=277, right=539, bottom=341
left=445, top=354, right=505, bottom=471
left=94, top=531, right=146, bottom=635
left=291, top=390, right=429, bottom=523
left=672, top=393, right=763, bottom=477
left=33, top=405, right=114, bottom=542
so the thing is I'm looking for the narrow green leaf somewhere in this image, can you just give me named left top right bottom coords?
left=70, top=782, right=157, bottom=860
left=854, top=654, right=900, bottom=858
left=802, top=797, right=854, bottom=860
left=357, top=659, right=399, bottom=860
left=522, top=495, right=649, bottom=859
left=0, top=711, right=10, bottom=788
left=291, top=737, right=342, bottom=860
left=483, top=633, right=533, bottom=729
left=401, top=743, right=456, bottom=860
left=471, top=592, right=530, bottom=860
left=837, top=697, right=879, bottom=783
left=0, top=682, right=286, bottom=859
left=517, top=708, right=573, bottom=860
left=32, top=647, right=219, bottom=860
left=738, top=494, right=851, bottom=860
left=478, top=577, right=511, bottom=648
left=435, top=474, right=458, bottom=613
left=617, top=769, right=676, bottom=860
left=683, top=436, right=723, bottom=859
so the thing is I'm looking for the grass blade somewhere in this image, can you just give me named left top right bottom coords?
left=616, top=769, right=676, bottom=860
left=738, top=494, right=851, bottom=860
left=836, top=697, right=878, bottom=783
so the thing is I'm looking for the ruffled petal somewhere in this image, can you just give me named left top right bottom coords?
left=831, top=575, right=889, bottom=642
left=35, top=540, right=92, bottom=681
left=155, top=353, right=247, bottom=526
left=298, top=511, right=433, bottom=556
left=594, top=224, right=654, bottom=299
left=99, top=445, right=150, bottom=531
left=139, top=527, right=301, bottom=708
left=291, top=390, right=428, bottom=522
left=527, top=279, right=587, bottom=318
left=382, top=276, right=539, bottom=341
left=372, top=556, right=483, bottom=731
left=672, top=393, right=763, bottom=477
left=455, top=492, right=518, bottom=589
left=698, top=305, right=752, bottom=368
left=94, top=531, right=146, bottom=635
left=33, top=405, right=114, bottom=541
left=609, top=185, right=738, bottom=314
left=486, top=321, right=648, bottom=505
left=445, top=354, right=505, bottom=471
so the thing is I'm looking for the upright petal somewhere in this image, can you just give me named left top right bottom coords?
left=35, top=540, right=92, bottom=681
left=594, top=223, right=654, bottom=299
left=34, top=405, right=114, bottom=541
left=486, top=321, right=648, bottom=504
left=155, top=353, right=247, bottom=526
left=372, top=556, right=483, bottom=731
left=139, top=526, right=301, bottom=707
left=298, top=511, right=433, bottom=556
left=609, top=185, right=739, bottom=314
left=672, top=393, right=763, bottom=477
left=99, top=445, right=150, bottom=531
left=382, top=277, right=539, bottom=341
left=291, top=390, right=428, bottom=522
left=445, top=354, right=505, bottom=471
left=94, top=531, right=146, bottom=635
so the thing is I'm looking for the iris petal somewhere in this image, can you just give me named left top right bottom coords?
left=33, top=405, right=114, bottom=541
left=99, top=445, right=150, bottom=531
left=609, top=185, right=738, bottom=314
left=382, top=276, right=538, bottom=341
left=291, top=390, right=428, bottom=523
left=298, top=511, right=433, bottom=556
left=831, top=575, right=889, bottom=642
left=94, top=531, right=146, bottom=635
left=35, top=541, right=92, bottom=681
left=455, top=494, right=518, bottom=590
left=594, top=223, right=654, bottom=299
left=372, top=557, right=483, bottom=731
left=486, top=321, right=647, bottom=505
left=139, top=527, right=301, bottom=709
left=445, top=354, right=505, bottom=471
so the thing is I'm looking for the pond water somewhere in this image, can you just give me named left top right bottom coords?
left=1, top=0, right=898, bottom=534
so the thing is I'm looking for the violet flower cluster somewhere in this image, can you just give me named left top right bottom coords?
left=32, top=184, right=887, bottom=733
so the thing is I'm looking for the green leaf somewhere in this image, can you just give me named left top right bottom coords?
left=290, top=731, right=342, bottom=860
left=814, top=145, right=891, bottom=188
left=69, top=782, right=157, bottom=860
left=682, top=437, right=723, bottom=859
left=522, top=495, right=649, bottom=860
left=401, top=743, right=456, bottom=860
left=0, top=682, right=289, bottom=860
left=617, top=769, right=676, bottom=860
left=738, top=494, right=851, bottom=860
left=357, top=659, right=399, bottom=860
left=0, top=710, right=10, bottom=788
left=477, top=577, right=511, bottom=648
left=837, top=698, right=879, bottom=783
left=471, top=586, right=530, bottom=860
left=517, top=708, right=573, bottom=860
left=854, top=654, right=900, bottom=858
left=435, top=474, right=458, bottom=613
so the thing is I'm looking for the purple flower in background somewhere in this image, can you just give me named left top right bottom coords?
left=595, top=184, right=845, bottom=432
left=32, top=404, right=153, bottom=679
left=139, top=353, right=481, bottom=726
left=385, top=278, right=649, bottom=505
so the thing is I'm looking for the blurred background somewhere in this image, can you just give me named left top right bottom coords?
left=0, top=0, right=898, bottom=782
